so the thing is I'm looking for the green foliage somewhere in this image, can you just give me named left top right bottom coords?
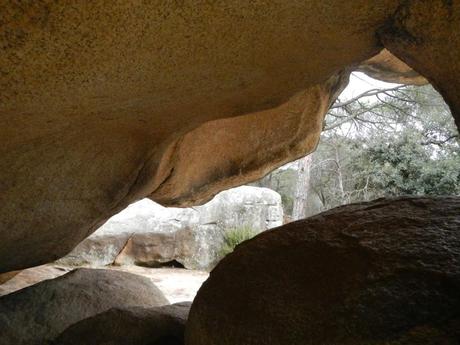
left=355, top=133, right=459, bottom=196
left=311, top=84, right=459, bottom=210
left=281, top=193, right=294, bottom=215
left=252, top=83, right=459, bottom=214
left=218, top=226, right=258, bottom=259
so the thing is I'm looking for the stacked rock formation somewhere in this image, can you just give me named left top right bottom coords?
left=59, top=186, right=283, bottom=270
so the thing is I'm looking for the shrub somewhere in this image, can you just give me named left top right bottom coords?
left=218, top=226, right=258, bottom=259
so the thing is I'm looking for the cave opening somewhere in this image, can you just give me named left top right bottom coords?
left=1, top=65, right=459, bottom=345
left=1, top=1, right=459, bottom=344
left=29, top=70, right=458, bottom=300
left=252, top=72, right=459, bottom=221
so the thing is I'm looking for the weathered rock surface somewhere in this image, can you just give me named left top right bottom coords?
left=54, top=302, right=191, bottom=345
left=0, top=265, right=72, bottom=297
left=186, top=197, right=460, bottom=345
left=0, top=271, right=19, bottom=285
left=150, top=74, right=349, bottom=208
left=5, top=1, right=452, bottom=273
left=59, top=186, right=283, bottom=270
left=0, top=268, right=169, bottom=345
left=379, top=0, right=460, bottom=128
left=357, top=49, right=427, bottom=85
left=1, top=1, right=459, bottom=273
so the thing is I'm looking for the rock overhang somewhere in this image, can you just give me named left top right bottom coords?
left=0, top=0, right=458, bottom=273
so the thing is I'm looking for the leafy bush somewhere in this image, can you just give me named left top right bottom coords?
left=218, top=226, right=258, bottom=259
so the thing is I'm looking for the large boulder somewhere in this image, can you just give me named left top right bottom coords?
left=60, top=186, right=283, bottom=270
left=4, top=1, right=458, bottom=273
left=57, top=200, right=170, bottom=267
left=186, top=197, right=460, bottom=345
left=53, top=302, right=191, bottom=345
left=0, top=268, right=169, bottom=345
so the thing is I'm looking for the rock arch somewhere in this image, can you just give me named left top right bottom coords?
left=0, top=1, right=458, bottom=272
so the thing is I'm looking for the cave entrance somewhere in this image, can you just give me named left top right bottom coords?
left=251, top=72, right=459, bottom=221
left=76, top=71, right=457, bottom=283
left=18, top=73, right=456, bottom=307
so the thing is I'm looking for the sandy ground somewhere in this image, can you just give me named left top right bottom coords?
left=0, top=264, right=209, bottom=303
left=110, top=265, right=209, bottom=303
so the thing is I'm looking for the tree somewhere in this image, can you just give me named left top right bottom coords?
left=292, top=154, right=313, bottom=220
left=291, top=84, right=425, bottom=215
left=311, top=84, right=459, bottom=211
left=253, top=82, right=459, bottom=217
left=349, top=122, right=459, bottom=197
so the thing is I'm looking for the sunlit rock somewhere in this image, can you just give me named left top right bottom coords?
left=59, top=186, right=283, bottom=270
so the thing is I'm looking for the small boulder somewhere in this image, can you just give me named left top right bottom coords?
left=0, top=268, right=169, bottom=345
left=186, top=197, right=460, bottom=345
left=53, top=302, right=191, bottom=345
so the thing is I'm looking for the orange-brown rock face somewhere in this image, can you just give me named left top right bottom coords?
left=379, top=0, right=460, bottom=128
left=358, top=49, right=427, bottom=85
left=0, top=1, right=458, bottom=272
left=152, top=72, right=349, bottom=206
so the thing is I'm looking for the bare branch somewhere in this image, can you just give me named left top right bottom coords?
left=421, top=134, right=459, bottom=146
left=331, top=85, right=406, bottom=109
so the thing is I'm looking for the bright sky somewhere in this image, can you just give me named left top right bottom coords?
left=279, top=73, right=402, bottom=170
left=340, top=72, right=401, bottom=101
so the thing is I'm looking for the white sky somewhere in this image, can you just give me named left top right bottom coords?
left=279, top=73, right=402, bottom=170
left=340, top=72, right=401, bottom=100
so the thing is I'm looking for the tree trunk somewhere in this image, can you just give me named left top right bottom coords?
left=334, top=145, right=346, bottom=204
left=292, top=154, right=313, bottom=221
